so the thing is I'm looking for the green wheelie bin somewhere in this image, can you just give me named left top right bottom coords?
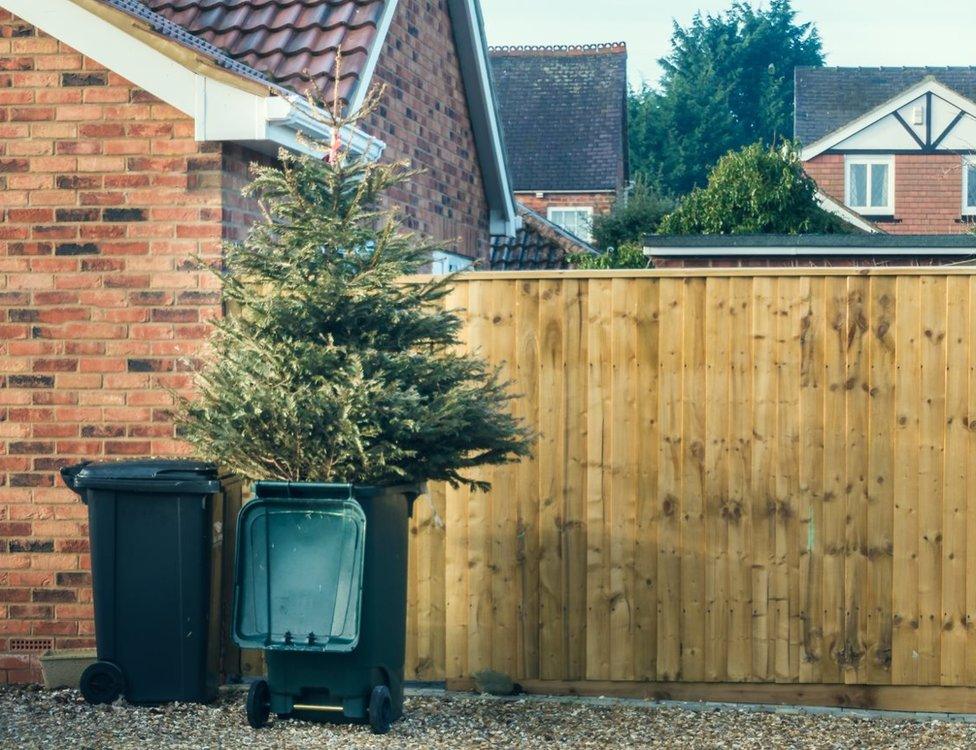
left=232, top=481, right=420, bottom=734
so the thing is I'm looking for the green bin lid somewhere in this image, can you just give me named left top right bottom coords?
left=70, top=460, right=223, bottom=494
left=233, top=495, right=366, bottom=653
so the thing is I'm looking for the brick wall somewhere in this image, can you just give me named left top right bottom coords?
left=0, top=13, right=233, bottom=684
left=804, top=153, right=971, bottom=235
left=515, top=191, right=615, bottom=218
left=366, top=0, right=490, bottom=260
left=1, top=1, right=498, bottom=684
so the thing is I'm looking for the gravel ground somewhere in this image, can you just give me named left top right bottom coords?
left=3, top=685, right=976, bottom=749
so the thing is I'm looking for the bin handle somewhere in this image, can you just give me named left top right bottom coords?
left=60, top=462, right=91, bottom=498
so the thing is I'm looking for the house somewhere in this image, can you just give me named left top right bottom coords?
left=489, top=43, right=629, bottom=243
left=0, top=0, right=523, bottom=684
left=796, top=67, right=976, bottom=234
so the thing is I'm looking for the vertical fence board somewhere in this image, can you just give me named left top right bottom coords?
left=656, top=278, right=684, bottom=681
left=586, top=279, right=614, bottom=679
left=892, top=276, right=921, bottom=685
left=798, top=276, right=826, bottom=684
left=704, top=277, right=731, bottom=682
left=844, top=275, right=870, bottom=684
left=634, top=279, right=660, bottom=681
left=918, top=277, right=946, bottom=686
left=942, top=276, right=969, bottom=686
left=867, top=276, right=896, bottom=685
left=537, top=279, right=566, bottom=680
left=680, top=278, right=707, bottom=681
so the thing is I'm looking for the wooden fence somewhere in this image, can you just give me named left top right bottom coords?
left=400, top=268, right=976, bottom=710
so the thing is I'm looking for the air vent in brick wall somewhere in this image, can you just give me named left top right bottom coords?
left=9, top=638, right=54, bottom=653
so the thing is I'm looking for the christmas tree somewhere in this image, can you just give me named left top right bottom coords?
left=177, top=87, right=531, bottom=490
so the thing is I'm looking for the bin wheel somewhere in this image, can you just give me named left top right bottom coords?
left=246, top=680, right=271, bottom=729
left=79, top=661, right=124, bottom=705
left=368, top=684, right=393, bottom=735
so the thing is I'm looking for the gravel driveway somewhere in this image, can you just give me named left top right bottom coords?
left=3, top=685, right=976, bottom=749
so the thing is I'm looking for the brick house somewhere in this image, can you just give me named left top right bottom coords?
left=796, top=68, right=976, bottom=234
left=0, top=0, right=524, bottom=684
left=489, top=43, right=629, bottom=244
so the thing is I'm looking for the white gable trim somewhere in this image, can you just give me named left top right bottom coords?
left=347, top=0, right=399, bottom=114
left=3, top=0, right=384, bottom=160
left=448, top=0, right=519, bottom=236
left=815, top=190, right=883, bottom=234
left=801, top=78, right=976, bottom=161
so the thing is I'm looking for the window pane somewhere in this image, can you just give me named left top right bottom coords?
left=870, top=164, right=889, bottom=208
left=968, top=165, right=976, bottom=209
left=849, top=163, right=867, bottom=207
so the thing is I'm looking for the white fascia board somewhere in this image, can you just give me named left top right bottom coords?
left=347, top=0, right=399, bottom=114
left=6, top=0, right=384, bottom=160
left=448, top=0, right=519, bottom=236
left=642, top=245, right=973, bottom=257
left=801, top=79, right=976, bottom=160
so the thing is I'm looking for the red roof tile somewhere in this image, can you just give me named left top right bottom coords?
left=140, top=0, right=387, bottom=100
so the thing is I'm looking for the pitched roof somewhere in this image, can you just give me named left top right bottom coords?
left=489, top=43, right=628, bottom=192
left=795, top=66, right=976, bottom=144
left=139, top=0, right=387, bottom=101
left=490, top=204, right=597, bottom=270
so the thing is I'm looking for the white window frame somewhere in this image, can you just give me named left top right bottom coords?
left=963, top=157, right=976, bottom=216
left=547, top=206, right=594, bottom=241
left=844, top=155, right=895, bottom=216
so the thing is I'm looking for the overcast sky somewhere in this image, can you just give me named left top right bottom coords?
left=481, top=0, right=976, bottom=88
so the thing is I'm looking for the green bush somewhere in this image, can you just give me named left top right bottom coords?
left=591, top=176, right=674, bottom=250
left=658, top=141, right=853, bottom=235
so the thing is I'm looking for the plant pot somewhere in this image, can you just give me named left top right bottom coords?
left=40, top=649, right=97, bottom=690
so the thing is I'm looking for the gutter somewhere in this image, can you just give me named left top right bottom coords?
left=264, top=97, right=385, bottom=162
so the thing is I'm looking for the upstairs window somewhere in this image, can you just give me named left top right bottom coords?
left=845, top=156, right=893, bottom=215
left=548, top=207, right=593, bottom=241
left=964, top=158, right=976, bottom=215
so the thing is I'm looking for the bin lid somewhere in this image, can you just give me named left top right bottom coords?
left=232, top=495, right=367, bottom=653
left=71, top=460, right=223, bottom=494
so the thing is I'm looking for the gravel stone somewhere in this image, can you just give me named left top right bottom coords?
left=3, top=684, right=976, bottom=749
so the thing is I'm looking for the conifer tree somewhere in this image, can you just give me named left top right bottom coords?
left=177, top=87, right=532, bottom=490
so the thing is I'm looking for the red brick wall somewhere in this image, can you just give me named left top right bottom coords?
left=516, top=191, right=615, bottom=218
left=0, top=13, right=233, bottom=684
left=366, top=0, right=491, bottom=260
left=804, top=153, right=971, bottom=235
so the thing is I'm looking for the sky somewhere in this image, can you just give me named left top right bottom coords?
left=481, top=0, right=976, bottom=88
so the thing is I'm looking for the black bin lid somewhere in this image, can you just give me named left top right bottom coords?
left=71, top=460, right=223, bottom=494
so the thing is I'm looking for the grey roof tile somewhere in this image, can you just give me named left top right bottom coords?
left=489, top=44, right=628, bottom=192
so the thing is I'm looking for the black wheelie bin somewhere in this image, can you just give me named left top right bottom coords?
left=62, top=460, right=241, bottom=705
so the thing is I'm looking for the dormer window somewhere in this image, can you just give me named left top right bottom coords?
left=845, top=155, right=894, bottom=215
left=964, top=158, right=976, bottom=215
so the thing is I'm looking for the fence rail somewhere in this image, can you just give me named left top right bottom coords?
left=401, top=268, right=976, bottom=698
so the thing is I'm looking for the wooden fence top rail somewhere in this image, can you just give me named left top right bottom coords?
left=408, top=266, right=976, bottom=282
